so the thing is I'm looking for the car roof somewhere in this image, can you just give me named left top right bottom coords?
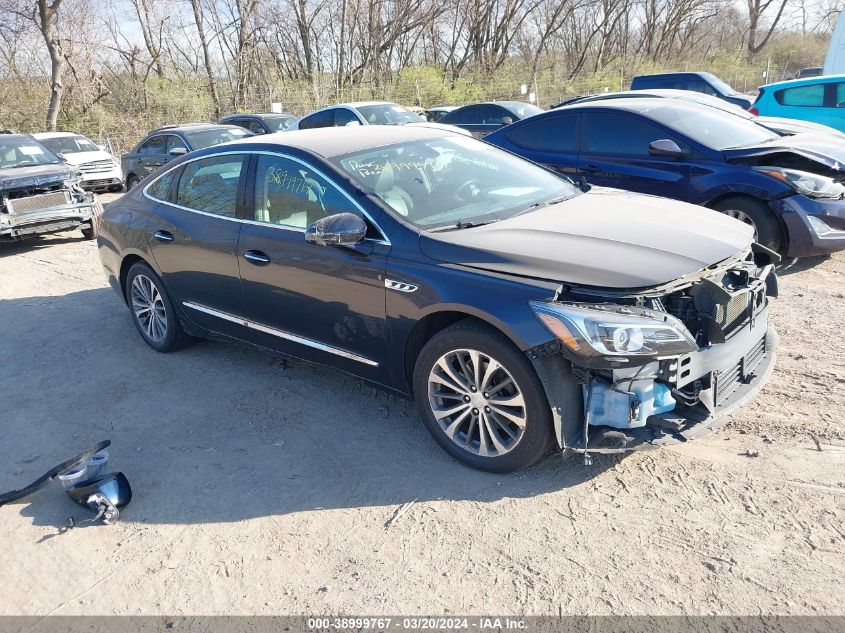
left=151, top=123, right=236, bottom=133
left=760, top=73, right=845, bottom=90
left=553, top=96, right=714, bottom=117
left=226, top=125, right=463, bottom=158
left=633, top=71, right=710, bottom=78
left=220, top=112, right=293, bottom=119
left=31, top=131, right=82, bottom=139
left=0, top=134, right=37, bottom=142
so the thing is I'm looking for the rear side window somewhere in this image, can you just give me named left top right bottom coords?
left=139, top=136, right=165, bottom=154
left=583, top=112, right=670, bottom=156
left=300, top=110, right=333, bottom=129
left=775, top=84, right=825, bottom=107
left=147, top=168, right=180, bottom=201
left=507, top=115, right=578, bottom=153
left=175, top=155, right=245, bottom=217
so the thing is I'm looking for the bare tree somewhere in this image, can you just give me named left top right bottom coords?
left=746, top=0, right=791, bottom=54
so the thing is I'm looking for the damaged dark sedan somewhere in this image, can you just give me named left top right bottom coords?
left=98, top=127, right=777, bottom=472
left=487, top=98, right=845, bottom=257
left=0, top=134, right=101, bottom=241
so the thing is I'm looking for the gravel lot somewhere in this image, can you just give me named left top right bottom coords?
left=1, top=195, right=843, bottom=616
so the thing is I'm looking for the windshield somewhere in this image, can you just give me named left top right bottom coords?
left=642, top=103, right=779, bottom=150
left=508, top=103, right=544, bottom=118
left=265, top=116, right=295, bottom=132
left=703, top=73, right=737, bottom=95
left=333, top=135, right=580, bottom=230
left=357, top=104, right=420, bottom=125
left=38, top=135, right=100, bottom=155
left=185, top=127, right=252, bottom=149
left=0, top=138, right=61, bottom=168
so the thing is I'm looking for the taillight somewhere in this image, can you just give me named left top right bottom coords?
left=748, top=107, right=759, bottom=116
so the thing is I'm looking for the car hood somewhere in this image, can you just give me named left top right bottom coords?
left=419, top=188, right=753, bottom=289
left=60, top=150, right=116, bottom=165
left=724, top=132, right=845, bottom=170
left=0, top=163, right=78, bottom=189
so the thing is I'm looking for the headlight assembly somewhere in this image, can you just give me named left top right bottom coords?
left=529, top=302, right=698, bottom=360
left=753, top=166, right=845, bottom=199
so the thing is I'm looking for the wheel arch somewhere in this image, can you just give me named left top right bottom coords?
left=118, top=252, right=157, bottom=303
left=402, top=307, right=538, bottom=398
left=704, top=192, right=789, bottom=251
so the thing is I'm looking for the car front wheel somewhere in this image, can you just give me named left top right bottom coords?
left=413, top=320, right=554, bottom=472
left=711, top=196, right=783, bottom=252
left=125, top=262, right=191, bottom=352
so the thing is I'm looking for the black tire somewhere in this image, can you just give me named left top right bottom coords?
left=80, top=224, right=96, bottom=240
left=412, top=319, right=554, bottom=473
left=711, top=196, right=783, bottom=252
left=124, top=261, right=192, bottom=353
left=125, top=174, right=140, bottom=190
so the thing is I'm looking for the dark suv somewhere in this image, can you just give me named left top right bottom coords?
left=218, top=113, right=296, bottom=135
left=631, top=72, right=754, bottom=109
left=121, top=124, right=252, bottom=190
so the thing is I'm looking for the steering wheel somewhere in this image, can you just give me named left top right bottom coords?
left=456, top=179, right=482, bottom=203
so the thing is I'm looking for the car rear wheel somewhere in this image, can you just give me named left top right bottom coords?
left=125, top=262, right=191, bottom=352
left=413, top=320, right=554, bottom=472
left=711, top=196, right=782, bottom=252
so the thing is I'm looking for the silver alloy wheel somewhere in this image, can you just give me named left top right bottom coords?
left=427, top=348, right=527, bottom=457
left=723, top=209, right=759, bottom=241
left=130, top=274, right=167, bottom=343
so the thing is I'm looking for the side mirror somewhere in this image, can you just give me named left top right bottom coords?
left=305, top=212, right=367, bottom=247
left=97, top=144, right=107, bottom=151
left=168, top=146, right=188, bottom=157
left=648, top=139, right=687, bottom=159
left=500, top=116, right=514, bottom=125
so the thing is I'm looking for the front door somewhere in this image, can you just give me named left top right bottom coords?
left=577, top=111, right=692, bottom=201
left=146, top=153, right=248, bottom=337
left=237, top=152, right=390, bottom=383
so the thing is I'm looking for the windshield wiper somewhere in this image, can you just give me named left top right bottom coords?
left=515, top=194, right=573, bottom=216
left=430, top=220, right=494, bottom=232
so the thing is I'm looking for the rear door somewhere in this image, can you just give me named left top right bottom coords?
left=135, top=135, right=168, bottom=178
left=237, top=152, right=390, bottom=382
left=578, top=111, right=692, bottom=200
left=500, top=113, right=580, bottom=178
left=145, top=153, right=248, bottom=337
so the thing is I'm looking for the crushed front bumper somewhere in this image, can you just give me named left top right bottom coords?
left=774, top=194, right=845, bottom=257
left=532, top=321, right=778, bottom=455
left=0, top=195, right=101, bottom=241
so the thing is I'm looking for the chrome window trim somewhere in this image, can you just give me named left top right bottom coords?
left=142, top=149, right=390, bottom=244
left=182, top=301, right=379, bottom=367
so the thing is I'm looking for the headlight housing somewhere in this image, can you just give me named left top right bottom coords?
left=530, top=302, right=698, bottom=360
left=753, top=166, right=845, bottom=199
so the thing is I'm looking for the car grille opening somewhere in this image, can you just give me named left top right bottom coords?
left=714, top=335, right=766, bottom=405
left=5, top=191, right=73, bottom=215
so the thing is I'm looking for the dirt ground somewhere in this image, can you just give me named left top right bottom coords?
left=1, top=197, right=843, bottom=616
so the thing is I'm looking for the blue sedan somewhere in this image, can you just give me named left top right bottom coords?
left=486, top=98, right=845, bottom=257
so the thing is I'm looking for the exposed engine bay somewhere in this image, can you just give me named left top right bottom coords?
left=0, top=174, right=100, bottom=240
left=529, top=245, right=779, bottom=454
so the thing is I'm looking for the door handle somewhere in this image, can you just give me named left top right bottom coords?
left=244, top=250, right=271, bottom=265
left=153, top=230, right=174, bottom=243
left=148, top=162, right=163, bottom=168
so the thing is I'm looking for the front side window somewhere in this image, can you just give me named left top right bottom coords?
left=333, top=135, right=580, bottom=231
left=165, top=135, right=188, bottom=153
left=175, top=155, right=245, bottom=217
left=776, top=84, right=825, bottom=107
left=244, top=120, right=265, bottom=134
left=442, top=106, right=480, bottom=125
left=334, top=109, right=360, bottom=126
left=299, top=110, right=333, bottom=130
left=183, top=127, right=251, bottom=150
left=583, top=112, right=672, bottom=156
left=834, top=83, right=845, bottom=107
left=252, top=154, right=370, bottom=232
